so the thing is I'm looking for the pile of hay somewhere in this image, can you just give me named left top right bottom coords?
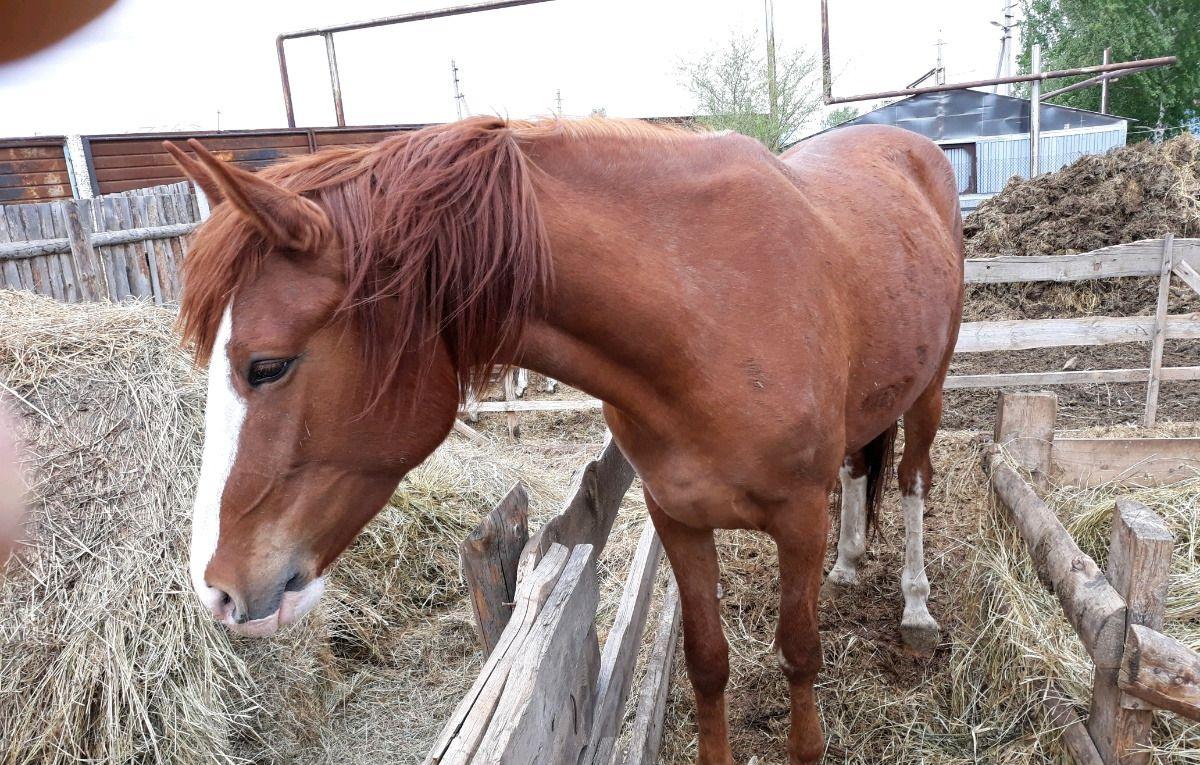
left=0, top=291, right=633, bottom=764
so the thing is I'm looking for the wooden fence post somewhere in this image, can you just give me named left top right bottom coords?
left=622, top=575, right=681, bottom=765
left=503, top=369, right=520, bottom=438
left=460, top=482, right=529, bottom=657
left=994, top=391, right=1057, bottom=488
left=1145, top=234, right=1175, bottom=427
left=59, top=199, right=107, bottom=301
left=1088, top=498, right=1173, bottom=764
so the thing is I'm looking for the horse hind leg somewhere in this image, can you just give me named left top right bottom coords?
left=821, top=451, right=868, bottom=597
left=897, top=382, right=943, bottom=655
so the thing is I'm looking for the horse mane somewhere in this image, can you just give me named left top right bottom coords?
left=181, top=116, right=567, bottom=403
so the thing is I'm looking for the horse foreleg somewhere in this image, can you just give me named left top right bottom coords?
left=774, top=486, right=829, bottom=764
left=897, top=383, right=942, bottom=655
left=646, top=491, right=733, bottom=765
left=821, top=451, right=867, bottom=597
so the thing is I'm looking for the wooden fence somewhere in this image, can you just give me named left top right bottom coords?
left=430, top=437, right=680, bottom=765
left=470, top=237, right=1200, bottom=429
left=0, top=182, right=200, bottom=304
left=988, top=392, right=1200, bottom=764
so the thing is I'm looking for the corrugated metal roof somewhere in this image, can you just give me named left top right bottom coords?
left=842, top=89, right=1130, bottom=142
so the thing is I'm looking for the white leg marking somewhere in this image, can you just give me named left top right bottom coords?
left=827, top=460, right=867, bottom=588
left=190, top=304, right=247, bottom=615
left=900, top=475, right=939, bottom=647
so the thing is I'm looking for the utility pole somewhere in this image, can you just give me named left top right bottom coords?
left=1100, top=47, right=1112, bottom=113
left=765, top=0, right=778, bottom=131
left=935, top=28, right=947, bottom=84
left=1030, top=43, right=1042, bottom=177
left=555, top=89, right=563, bottom=116
left=992, top=0, right=1015, bottom=95
left=450, top=58, right=466, bottom=119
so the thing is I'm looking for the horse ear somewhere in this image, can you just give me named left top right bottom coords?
left=163, top=141, right=225, bottom=206
left=177, top=139, right=331, bottom=252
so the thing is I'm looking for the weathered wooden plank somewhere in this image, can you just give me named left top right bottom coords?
left=955, top=313, right=1200, bottom=353
left=1119, top=624, right=1200, bottom=722
left=97, top=197, right=130, bottom=300
left=1175, top=257, right=1200, bottom=297
left=945, top=366, right=1200, bottom=389
left=1052, top=437, right=1200, bottom=488
left=0, top=221, right=199, bottom=259
left=468, top=398, right=605, bottom=414
left=1089, top=499, right=1174, bottom=764
left=586, top=521, right=664, bottom=765
left=3, top=206, right=35, bottom=290
left=503, top=368, right=520, bottom=437
left=127, top=195, right=163, bottom=305
left=985, top=455, right=1127, bottom=668
left=519, top=435, right=636, bottom=576
left=35, top=202, right=66, bottom=301
left=474, top=544, right=600, bottom=764
left=963, top=239, right=1200, bottom=284
left=60, top=199, right=106, bottom=301
left=113, top=196, right=152, bottom=299
left=1046, top=695, right=1104, bottom=765
left=426, top=544, right=572, bottom=765
left=0, top=210, right=20, bottom=289
left=18, top=205, right=51, bottom=297
left=1145, top=235, right=1175, bottom=427
left=994, top=392, right=1057, bottom=488
left=622, top=576, right=681, bottom=765
left=460, top=482, right=530, bottom=657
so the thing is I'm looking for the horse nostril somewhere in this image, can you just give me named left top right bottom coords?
left=284, top=571, right=306, bottom=593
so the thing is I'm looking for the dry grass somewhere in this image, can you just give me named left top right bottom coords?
left=0, top=292, right=641, bottom=764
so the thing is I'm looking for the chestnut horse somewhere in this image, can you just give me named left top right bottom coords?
left=167, top=117, right=963, bottom=764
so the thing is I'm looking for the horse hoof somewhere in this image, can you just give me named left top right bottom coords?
left=820, top=570, right=857, bottom=601
left=900, top=617, right=941, bottom=656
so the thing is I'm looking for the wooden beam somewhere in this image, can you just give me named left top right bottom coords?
left=1174, top=257, right=1200, bottom=297
left=622, top=576, right=681, bottom=765
left=452, top=418, right=490, bottom=444
left=59, top=198, right=107, bottom=301
left=426, top=543, right=572, bottom=764
left=586, top=521, right=664, bottom=764
left=955, top=312, right=1200, bottom=354
left=1089, top=499, right=1174, bottom=764
left=474, top=544, right=601, bottom=764
left=994, top=392, right=1057, bottom=488
left=460, top=482, right=530, bottom=657
left=519, top=435, right=636, bottom=576
left=1051, top=437, right=1200, bottom=488
left=985, top=456, right=1127, bottom=668
left=467, top=399, right=604, bottom=414
left=1046, top=695, right=1105, bottom=765
left=0, top=221, right=197, bottom=259
left=1119, top=624, right=1200, bottom=722
left=963, top=239, right=1200, bottom=284
left=1145, top=235, right=1175, bottom=427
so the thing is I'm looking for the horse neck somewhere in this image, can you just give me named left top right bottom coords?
left=511, top=135, right=707, bottom=415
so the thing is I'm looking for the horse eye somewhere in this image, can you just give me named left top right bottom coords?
left=247, top=358, right=294, bottom=387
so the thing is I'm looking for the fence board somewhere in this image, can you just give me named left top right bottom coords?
left=955, top=314, right=1200, bottom=353
left=1052, top=437, right=1200, bottom=488
left=963, top=239, right=1200, bottom=284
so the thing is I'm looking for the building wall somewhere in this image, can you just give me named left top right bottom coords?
left=973, top=124, right=1127, bottom=194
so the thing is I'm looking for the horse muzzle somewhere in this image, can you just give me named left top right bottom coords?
left=194, top=569, right=326, bottom=638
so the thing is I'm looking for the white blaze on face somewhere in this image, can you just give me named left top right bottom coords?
left=190, top=304, right=247, bottom=615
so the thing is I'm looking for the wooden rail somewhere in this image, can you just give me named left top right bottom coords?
left=434, top=437, right=678, bottom=764
left=989, top=393, right=1200, bottom=765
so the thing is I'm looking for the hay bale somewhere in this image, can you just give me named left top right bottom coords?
left=0, top=291, right=642, bottom=764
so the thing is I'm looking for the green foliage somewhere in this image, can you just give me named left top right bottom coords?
left=1018, top=0, right=1200, bottom=138
left=679, top=32, right=822, bottom=152
left=822, top=106, right=860, bottom=129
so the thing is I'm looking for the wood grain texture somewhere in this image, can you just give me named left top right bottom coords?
left=1144, top=235, right=1175, bottom=427
left=474, top=544, right=600, bottom=764
left=1046, top=694, right=1105, bottom=765
left=963, top=239, right=1200, bottom=284
left=1052, top=437, right=1200, bottom=488
left=956, top=313, right=1200, bottom=353
left=1089, top=499, right=1174, bottom=764
left=622, top=576, right=681, bottom=765
left=1119, top=624, right=1200, bottom=722
left=985, top=456, right=1127, bottom=668
left=994, top=391, right=1057, bottom=487
left=460, top=482, right=530, bottom=657
left=586, top=521, right=663, bottom=764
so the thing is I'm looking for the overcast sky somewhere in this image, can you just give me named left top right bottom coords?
left=0, top=0, right=1021, bottom=137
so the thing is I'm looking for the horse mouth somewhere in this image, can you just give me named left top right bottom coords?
left=221, top=576, right=327, bottom=638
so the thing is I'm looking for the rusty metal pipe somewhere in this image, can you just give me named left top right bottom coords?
left=824, top=54, right=1176, bottom=106
left=276, top=35, right=296, bottom=128
left=324, top=33, right=345, bottom=127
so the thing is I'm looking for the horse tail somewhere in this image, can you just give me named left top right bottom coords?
left=863, top=421, right=898, bottom=532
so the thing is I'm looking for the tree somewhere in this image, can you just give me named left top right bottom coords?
left=1018, top=0, right=1200, bottom=138
left=679, top=32, right=822, bottom=152
left=822, top=106, right=860, bottom=130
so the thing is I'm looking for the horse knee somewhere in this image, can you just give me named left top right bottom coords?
left=684, top=633, right=730, bottom=697
left=776, top=637, right=822, bottom=685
